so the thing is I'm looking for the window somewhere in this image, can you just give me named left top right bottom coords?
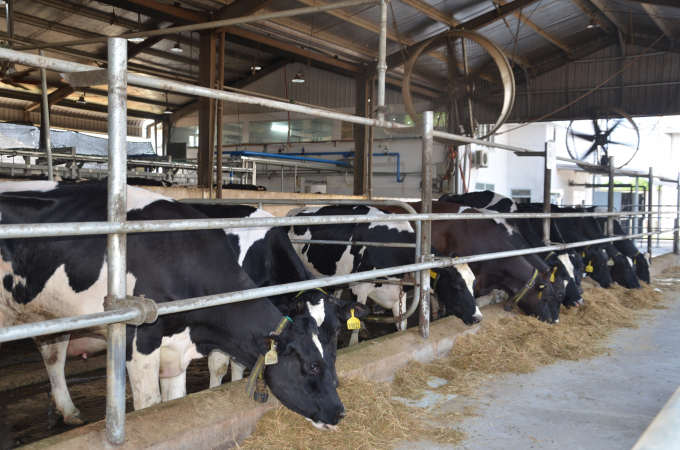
left=171, top=124, right=243, bottom=148
left=511, top=189, right=531, bottom=204
left=250, top=119, right=332, bottom=143
left=475, top=182, right=495, bottom=192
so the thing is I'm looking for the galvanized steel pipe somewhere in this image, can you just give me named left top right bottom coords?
left=104, top=38, right=128, bottom=446
left=38, top=50, right=53, bottom=181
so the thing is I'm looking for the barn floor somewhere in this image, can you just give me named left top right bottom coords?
left=395, top=288, right=680, bottom=450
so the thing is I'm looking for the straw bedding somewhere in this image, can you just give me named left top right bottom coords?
left=239, top=272, right=670, bottom=450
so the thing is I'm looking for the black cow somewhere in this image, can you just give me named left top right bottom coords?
left=286, top=205, right=480, bottom=345
left=548, top=205, right=640, bottom=289
left=0, top=180, right=345, bottom=430
left=587, top=207, right=651, bottom=284
left=439, top=192, right=584, bottom=307
left=190, top=203, right=369, bottom=386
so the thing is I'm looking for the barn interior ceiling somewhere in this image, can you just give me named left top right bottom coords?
left=0, top=0, right=679, bottom=128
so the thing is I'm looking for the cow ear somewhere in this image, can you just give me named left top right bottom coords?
left=259, top=334, right=290, bottom=357
left=333, top=298, right=370, bottom=321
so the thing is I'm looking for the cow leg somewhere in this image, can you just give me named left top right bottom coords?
left=231, top=359, right=245, bottom=382
left=126, top=342, right=161, bottom=410
left=208, top=350, right=230, bottom=388
left=34, top=334, right=86, bottom=425
left=159, top=370, right=187, bottom=402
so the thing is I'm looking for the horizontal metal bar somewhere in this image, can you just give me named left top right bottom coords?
left=0, top=210, right=677, bottom=240
left=290, top=238, right=416, bottom=248
left=14, top=0, right=379, bottom=51
left=0, top=308, right=139, bottom=343
left=0, top=225, right=676, bottom=344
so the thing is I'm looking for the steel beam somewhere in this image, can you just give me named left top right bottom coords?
left=590, top=0, right=629, bottom=34
left=641, top=3, right=677, bottom=38
left=197, top=31, right=216, bottom=189
left=95, top=0, right=208, bottom=25
left=493, top=0, right=571, bottom=52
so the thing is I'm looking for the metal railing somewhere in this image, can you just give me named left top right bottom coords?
left=1, top=37, right=680, bottom=447
left=631, top=385, right=680, bottom=450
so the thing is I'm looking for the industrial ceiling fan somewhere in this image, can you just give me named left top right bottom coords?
left=401, top=30, right=515, bottom=142
left=566, top=106, right=640, bottom=169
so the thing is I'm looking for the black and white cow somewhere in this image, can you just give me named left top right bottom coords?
left=515, top=203, right=613, bottom=289
left=548, top=205, right=640, bottom=289
left=189, top=203, right=369, bottom=387
left=0, top=181, right=346, bottom=430
left=286, top=205, right=481, bottom=345
left=587, top=207, right=651, bottom=284
left=439, top=192, right=584, bottom=307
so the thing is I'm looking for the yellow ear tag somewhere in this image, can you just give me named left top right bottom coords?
left=550, top=267, right=557, bottom=283
left=347, top=309, right=361, bottom=330
left=538, top=291, right=542, bottom=300
left=585, top=261, right=594, bottom=273
left=430, top=270, right=438, bottom=279
left=264, top=341, right=278, bottom=365
left=582, top=252, right=585, bottom=257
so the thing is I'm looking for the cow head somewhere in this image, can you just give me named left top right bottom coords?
left=567, top=250, right=585, bottom=293
left=609, top=252, right=641, bottom=289
left=432, top=257, right=481, bottom=325
left=261, top=314, right=345, bottom=430
left=633, top=252, right=651, bottom=284
left=546, top=253, right=584, bottom=308
left=513, top=271, right=558, bottom=323
left=582, top=245, right=612, bottom=288
left=282, top=289, right=370, bottom=388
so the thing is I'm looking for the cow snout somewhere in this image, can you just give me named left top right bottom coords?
left=337, top=410, right=346, bottom=422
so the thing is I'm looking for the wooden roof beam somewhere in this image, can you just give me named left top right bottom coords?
left=626, top=0, right=680, bottom=7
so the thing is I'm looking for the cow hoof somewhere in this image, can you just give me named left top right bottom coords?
left=63, top=411, right=87, bottom=426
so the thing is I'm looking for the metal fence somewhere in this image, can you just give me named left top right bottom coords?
left=1, top=34, right=680, bottom=446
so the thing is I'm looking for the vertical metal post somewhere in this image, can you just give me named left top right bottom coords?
left=105, top=37, right=128, bottom=446
left=376, top=0, right=387, bottom=122
left=542, top=142, right=552, bottom=244
left=281, top=166, right=284, bottom=191
left=634, top=176, right=639, bottom=242
left=675, top=173, right=679, bottom=255
left=5, top=0, right=14, bottom=46
left=454, top=146, right=460, bottom=195
left=657, top=185, right=662, bottom=248
left=419, top=111, right=433, bottom=340
left=38, top=50, right=53, bottom=181
left=216, top=31, right=225, bottom=199
left=648, top=167, right=653, bottom=259
left=367, top=116, right=374, bottom=199
left=607, top=156, right=615, bottom=236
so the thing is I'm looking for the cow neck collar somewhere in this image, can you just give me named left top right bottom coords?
left=507, top=268, right=540, bottom=308
left=294, top=287, right=327, bottom=298
left=544, top=252, right=556, bottom=261
left=245, top=315, right=292, bottom=402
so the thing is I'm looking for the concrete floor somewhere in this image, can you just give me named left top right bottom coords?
left=397, top=289, right=680, bottom=450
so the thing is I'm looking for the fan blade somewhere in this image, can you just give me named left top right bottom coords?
left=603, top=120, right=621, bottom=138
left=591, top=119, right=601, bottom=135
left=582, top=142, right=599, bottom=159
left=607, top=139, right=638, bottom=149
left=569, top=132, right=596, bottom=142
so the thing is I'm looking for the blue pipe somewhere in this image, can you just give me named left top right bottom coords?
left=226, top=150, right=350, bottom=166
left=280, top=151, right=404, bottom=182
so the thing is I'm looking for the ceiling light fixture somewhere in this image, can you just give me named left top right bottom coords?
left=76, top=90, right=87, bottom=104
left=251, top=66, right=261, bottom=71
left=587, top=19, right=599, bottom=29
left=171, top=34, right=183, bottom=53
left=292, top=67, right=305, bottom=83
left=128, top=13, right=145, bottom=43
left=163, top=92, right=173, bottom=115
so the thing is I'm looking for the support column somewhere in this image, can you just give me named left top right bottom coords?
left=607, top=156, right=615, bottom=236
left=354, top=71, right=368, bottom=196
left=105, top=37, right=128, bottom=446
left=675, top=173, right=679, bottom=255
left=419, top=111, right=433, bottom=340
left=198, top=31, right=216, bottom=189
left=648, top=167, right=654, bottom=259
left=367, top=79, right=374, bottom=199
left=542, top=141, right=553, bottom=244
left=216, top=31, right=225, bottom=198
left=38, top=50, right=53, bottom=181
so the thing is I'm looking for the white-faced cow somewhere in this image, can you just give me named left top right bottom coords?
left=438, top=192, right=583, bottom=308
left=286, top=205, right=480, bottom=345
left=0, top=181, right=346, bottom=430
left=385, top=202, right=560, bottom=323
left=189, top=203, right=369, bottom=387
